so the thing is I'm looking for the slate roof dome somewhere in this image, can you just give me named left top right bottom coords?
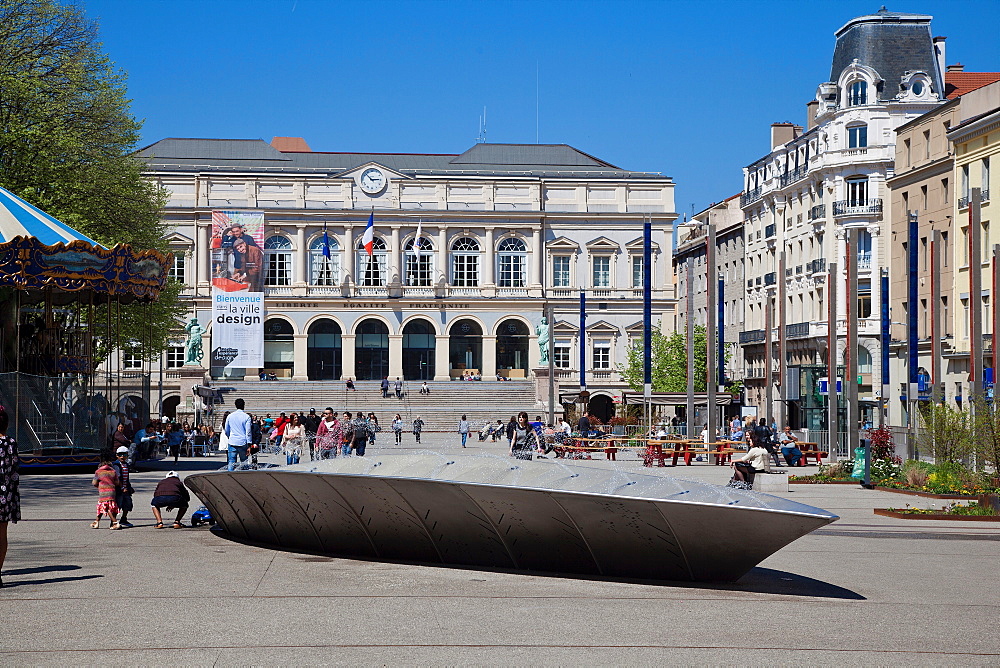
left=830, top=7, right=943, bottom=101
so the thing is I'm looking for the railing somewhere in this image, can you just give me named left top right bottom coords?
left=264, top=286, right=295, bottom=296
left=795, top=265, right=803, bottom=275
left=961, top=191, right=991, bottom=207
left=355, top=286, right=388, bottom=297
left=497, top=287, right=529, bottom=297
left=785, top=267, right=793, bottom=277
left=449, top=287, right=482, bottom=297
left=739, top=329, right=766, bottom=344
left=741, top=187, right=762, bottom=207
left=806, top=258, right=826, bottom=273
left=858, top=253, right=871, bottom=270
left=984, top=190, right=991, bottom=203
left=809, top=204, right=826, bottom=220
left=764, top=223, right=776, bottom=239
left=832, top=199, right=883, bottom=216
left=764, top=272, right=777, bottom=286
left=591, top=288, right=613, bottom=298
left=785, top=322, right=810, bottom=338
left=959, top=195, right=968, bottom=208
left=744, top=367, right=766, bottom=378
left=306, top=286, right=342, bottom=296
left=779, top=166, right=808, bottom=187
left=402, top=286, right=434, bottom=297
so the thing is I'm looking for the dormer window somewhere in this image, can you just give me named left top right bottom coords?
left=847, top=80, right=867, bottom=106
left=911, top=80, right=924, bottom=96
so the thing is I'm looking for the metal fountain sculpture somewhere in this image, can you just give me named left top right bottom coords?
left=185, top=453, right=837, bottom=582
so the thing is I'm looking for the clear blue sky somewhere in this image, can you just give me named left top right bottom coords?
left=85, top=0, right=1000, bottom=216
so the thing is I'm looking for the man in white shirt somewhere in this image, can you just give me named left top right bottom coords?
left=224, top=398, right=253, bottom=471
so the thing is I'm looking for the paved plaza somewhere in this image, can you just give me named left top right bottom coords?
left=1, top=433, right=998, bottom=665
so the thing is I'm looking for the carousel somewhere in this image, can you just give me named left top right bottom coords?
left=0, top=186, right=171, bottom=466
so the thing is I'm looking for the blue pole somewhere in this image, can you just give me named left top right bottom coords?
left=643, top=220, right=652, bottom=393
left=580, top=290, right=587, bottom=391
left=718, top=275, right=725, bottom=387
left=908, top=213, right=919, bottom=398
left=880, top=268, right=890, bottom=426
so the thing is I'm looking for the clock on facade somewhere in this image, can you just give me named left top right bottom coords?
left=359, top=167, right=387, bottom=195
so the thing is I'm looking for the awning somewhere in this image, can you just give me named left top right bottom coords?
left=620, top=392, right=734, bottom=406
left=0, top=186, right=102, bottom=246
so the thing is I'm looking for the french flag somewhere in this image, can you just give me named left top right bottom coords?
left=362, top=211, right=374, bottom=256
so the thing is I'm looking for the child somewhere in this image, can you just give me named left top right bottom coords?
left=91, top=457, right=121, bottom=529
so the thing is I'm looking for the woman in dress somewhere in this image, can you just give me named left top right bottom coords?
left=283, top=415, right=305, bottom=465
left=391, top=414, right=404, bottom=444
left=315, top=409, right=341, bottom=459
left=92, top=457, right=121, bottom=530
left=510, top=411, right=537, bottom=460
left=0, top=405, right=21, bottom=587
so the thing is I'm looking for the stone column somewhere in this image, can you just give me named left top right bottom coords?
left=343, top=226, right=354, bottom=283
left=340, top=334, right=356, bottom=381
left=388, top=334, right=403, bottom=378
left=836, top=227, right=847, bottom=324
left=438, top=226, right=448, bottom=284
left=482, top=228, right=495, bottom=285
left=295, top=225, right=307, bottom=285
left=292, top=333, right=308, bottom=380
left=390, top=225, right=401, bottom=285
left=197, top=221, right=211, bottom=291
left=434, top=333, right=450, bottom=380
left=531, top=228, right=543, bottom=287
left=482, top=335, right=498, bottom=378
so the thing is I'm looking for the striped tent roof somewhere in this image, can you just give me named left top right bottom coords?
left=0, top=186, right=101, bottom=246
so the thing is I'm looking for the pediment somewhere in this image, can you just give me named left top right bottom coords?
left=585, top=236, right=620, bottom=252
left=164, top=231, right=194, bottom=245
left=624, top=236, right=660, bottom=252
left=586, top=320, right=619, bottom=334
left=546, top=236, right=581, bottom=251
left=553, top=319, right=579, bottom=334
left=332, top=161, right=409, bottom=182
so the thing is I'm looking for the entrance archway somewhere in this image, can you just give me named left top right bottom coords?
left=161, top=395, right=181, bottom=421
left=449, top=319, right=482, bottom=376
left=307, top=319, right=342, bottom=380
left=496, top=318, right=530, bottom=374
left=402, top=319, right=435, bottom=380
left=355, top=319, right=389, bottom=380
left=587, top=394, right=614, bottom=423
left=264, top=318, right=294, bottom=378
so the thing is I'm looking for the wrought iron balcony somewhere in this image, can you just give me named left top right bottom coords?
left=779, top=166, right=808, bottom=188
left=806, top=258, right=827, bottom=274
left=739, top=329, right=766, bottom=344
left=785, top=322, right=810, bottom=338
left=747, top=279, right=754, bottom=289
left=833, top=199, right=883, bottom=216
left=959, top=195, right=969, bottom=209
left=764, top=272, right=777, bottom=286
left=809, top=204, right=826, bottom=220
left=963, top=191, right=991, bottom=208
left=741, top=187, right=762, bottom=207
left=785, top=267, right=793, bottom=277
left=764, top=223, right=776, bottom=239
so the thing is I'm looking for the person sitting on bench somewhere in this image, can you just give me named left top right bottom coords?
left=776, top=426, right=803, bottom=466
left=731, top=443, right=770, bottom=489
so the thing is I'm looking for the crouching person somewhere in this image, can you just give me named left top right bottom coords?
left=151, top=471, right=190, bottom=529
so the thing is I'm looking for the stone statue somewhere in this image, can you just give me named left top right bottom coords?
left=184, top=318, right=204, bottom=366
left=536, top=316, right=550, bottom=365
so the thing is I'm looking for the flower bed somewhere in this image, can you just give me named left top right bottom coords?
left=874, top=502, right=1000, bottom=521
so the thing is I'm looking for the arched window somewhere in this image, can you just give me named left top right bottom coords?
left=308, top=235, right=340, bottom=286
left=451, top=237, right=480, bottom=287
left=847, top=123, right=867, bottom=149
left=858, top=346, right=873, bottom=374
left=847, top=80, right=867, bottom=106
left=497, top=238, right=527, bottom=288
left=264, top=235, right=292, bottom=286
left=403, top=236, right=435, bottom=286
left=356, top=237, right=387, bottom=286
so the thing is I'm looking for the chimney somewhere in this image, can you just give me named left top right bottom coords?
left=806, top=100, right=820, bottom=130
left=770, top=122, right=797, bottom=149
left=947, top=63, right=965, bottom=73
left=932, top=36, right=946, bottom=79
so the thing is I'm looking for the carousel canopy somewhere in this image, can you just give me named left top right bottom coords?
left=0, top=186, right=102, bottom=246
left=0, top=186, right=170, bottom=302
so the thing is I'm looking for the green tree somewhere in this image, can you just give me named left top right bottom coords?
left=623, top=324, right=711, bottom=393
left=971, top=398, right=1000, bottom=473
left=917, top=402, right=974, bottom=465
left=0, top=0, right=183, bottom=360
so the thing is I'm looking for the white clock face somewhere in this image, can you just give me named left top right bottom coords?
left=359, top=168, right=387, bottom=194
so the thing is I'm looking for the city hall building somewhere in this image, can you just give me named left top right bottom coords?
left=140, top=137, right=676, bottom=415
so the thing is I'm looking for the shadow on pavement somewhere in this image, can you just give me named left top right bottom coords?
left=2, top=564, right=81, bottom=576
left=209, top=530, right=866, bottom=600
left=2, top=574, right=103, bottom=588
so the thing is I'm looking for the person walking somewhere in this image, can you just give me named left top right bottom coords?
left=458, top=415, right=470, bottom=448
left=108, top=422, right=130, bottom=460
left=272, top=412, right=289, bottom=451
left=166, top=423, right=185, bottom=463
left=111, top=446, right=135, bottom=528
left=510, top=411, right=538, bottom=460
left=315, top=409, right=341, bottom=459
left=412, top=416, right=425, bottom=443
left=150, top=471, right=191, bottom=529
left=283, top=415, right=304, bottom=465
left=91, top=456, right=121, bottom=530
left=394, top=377, right=403, bottom=399
left=351, top=411, right=371, bottom=456
left=0, top=405, right=20, bottom=587
left=367, top=413, right=380, bottom=444
left=380, top=377, right=390, bottom=399
left=224, top=398, right=253, bottom=471
left=340, top=412, right=354, bottom=456
left=392, top=414, right=404, bottom=444
left=303, top=408, right=321, bottom=460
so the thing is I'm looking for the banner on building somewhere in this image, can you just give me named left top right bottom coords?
left=211, top=210, right=265, bottom=293
left=211, top=289, right=264, bottom=369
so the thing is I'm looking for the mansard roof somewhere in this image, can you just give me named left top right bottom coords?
left=830, top=8, right=942, bottom=101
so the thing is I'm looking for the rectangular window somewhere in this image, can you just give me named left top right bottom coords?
left=962, top=299, right=970, bottom=338
left=357, top=252, right=387, bottom=286
left=962, top=164, right=970, bottom=201
left=168, top=252, right=186, bottom=283
left=122, top=352, right=142, bottom=370
left=942, top=231, right=948, bottom=267
left=921, top=237, right=927, bottom=270
left=858, top=279, right=872, bottom=318
left=923, top=129, right=931, bottom=159
left=942, top=296, right=949, bottom=336
left=847, top=178, right=867, bottom=206
left=310, top=252, right=341, bottom=286
left=592, top=342, right=611, bottom=369
left=902, top=191, right=909, bottom=215
left=452, top=253, right=479, bottom=287
left=921, top=185, right=928, bottom=210
left=848, top=125, right=867, bottom=148
left=552, top=256, right=570, bottom=287
left=554, top=345, right=571, bottom=369
left=942, top=178, right=949, bottom=204
left=498, top=254, right=525, bottom=287
left=166, top=346, right=185, bottom=368
left=265, top=251, right=292, bottom=286
left=962, top=227, right=969, bottom=265
left=632, top=256, right=644, bottom=288
left=903, top=138, right=911, bottom=166
left=404, top=252, right=434, bottom=286
left=984, top=158, right=991, bottom=195
left=592, top=256, right=610, bottom=287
